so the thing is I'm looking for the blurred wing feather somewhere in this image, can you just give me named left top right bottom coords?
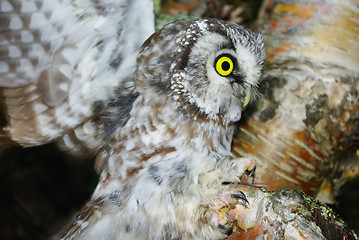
left=0, top=0, right=154, bottom=146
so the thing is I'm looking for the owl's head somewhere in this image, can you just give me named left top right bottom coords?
left=135, top=18, right=265, bottom=125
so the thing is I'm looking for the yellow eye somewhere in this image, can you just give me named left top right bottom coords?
left=215, top=55, right=234, bottom=76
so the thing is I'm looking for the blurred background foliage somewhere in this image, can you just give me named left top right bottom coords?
left=154, top=0, right=263, bottom=30
left=0, top=0, right=357, bottom=239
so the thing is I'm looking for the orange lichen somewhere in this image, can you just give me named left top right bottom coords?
left=274, top=4, right=316, bottom=19
left=266, top=42, right=294, bottom=62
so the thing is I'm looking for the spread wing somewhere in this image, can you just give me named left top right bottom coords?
left=0, top=0, right=154, bottom=147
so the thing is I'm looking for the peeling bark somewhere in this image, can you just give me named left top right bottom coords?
left=233, top=0, right=359, bottom=204
left=227, top=0, right=359, bottom=238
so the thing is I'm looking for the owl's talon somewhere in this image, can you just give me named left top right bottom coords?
left=240, top=160, right=256, bottom=184
left=218, top=223, right=230, bottom=230
left=218, top=224, right=233, bottom=235
left=213, top=189, right=249, bottom=234
left=230, top=190, right=249, bottom=204
left=245, top=165, right=256, bottom=178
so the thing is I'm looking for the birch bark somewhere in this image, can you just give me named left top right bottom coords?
left=228, top=0, right=359, bottom=238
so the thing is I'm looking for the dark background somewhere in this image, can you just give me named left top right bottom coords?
left=0, top=144, right=98, bottom=239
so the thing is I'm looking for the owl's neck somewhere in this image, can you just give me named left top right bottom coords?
left=190, top=116, right=236, bottom=156
left=131, top=91, right=237, bottom=155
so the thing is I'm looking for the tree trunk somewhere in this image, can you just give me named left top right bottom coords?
left=226, top=185, right=357, bottom=239
left=233, top=0, right=359, bottom=203
left=227, top=0, right=359, bottom=238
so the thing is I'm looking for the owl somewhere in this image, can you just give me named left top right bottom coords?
left=54, top=18, right=265, bottom=239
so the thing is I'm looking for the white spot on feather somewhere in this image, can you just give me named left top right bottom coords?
left=62, top=134, right=76, bottom=150
left=1, top=1, right=13, bottom=12
left=62, top=47, right=80, bottom=67
left=10, top=16, right=23, bottom=30
left=83, top=122, right=96, bottom=135
left=21, top=31, right=34, bottom=43
left=9, top=46, right=21, bottom=58
left=29, top=13, right=47, bottom=29
left=30, top=44, right=46, bottom=56
left=21, top=2, right=37, bottom=13
left=59, top=64, right=72, bottom=79
left=34, top=102, right=48, bottom=113
left=196, top=21, right=208, bottom=32
left=19, top=59, right=32, bottom=71
left=58, top=82, right=69, bottom=92
left=37, top=114, right=53, bottom=125
left=0, top=62, right=9, bottom=73
left=77, top=220, right=89, bottom=229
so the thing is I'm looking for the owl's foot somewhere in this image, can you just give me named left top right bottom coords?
left=198, top=158, right=255, bottom=234
left=198, top=158, right=255, bottom=192
left=241, top=164, right=256, bottom=185
left=218, top=157, right=256, bottom=185
left=212, top=190, right=249, bottom=233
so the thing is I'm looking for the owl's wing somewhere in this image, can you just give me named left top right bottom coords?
left=0, top=0, right=154, bottom=147
left=53, top=197, right=105, bottom=239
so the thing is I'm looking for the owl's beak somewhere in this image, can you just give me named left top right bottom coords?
left=241, top=87, right=252, bottom=107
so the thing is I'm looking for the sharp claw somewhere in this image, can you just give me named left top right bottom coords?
left=215, top=190, right=249, bottom=235
left=245, top=165, right=256, bottom=178
left=218, top=224, right=228, bottom=230
left=218, top=224, right=233, bottom=235
left=230, top=191, right=249, bottom=204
